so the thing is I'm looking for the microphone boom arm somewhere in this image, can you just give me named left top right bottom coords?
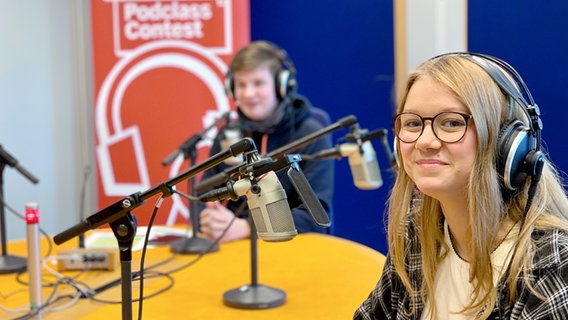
left=195, top=114, right=358, bottom=194
left=53, top=137, right=257, bottom=245
left=0, top=144, right=39, bottom=184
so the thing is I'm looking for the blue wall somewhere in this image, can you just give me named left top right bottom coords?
left=469, top=1, right=568, bottom=177
left=250, top=1, right=395, bottom=253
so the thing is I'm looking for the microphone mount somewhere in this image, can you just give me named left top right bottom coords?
left=342, top=126, right=386, bottom=145
left=300, top=127, right=393, bottom=165
left=199, top=153, right=330, bottom=228
left=162, top=111, right=230, bottom=167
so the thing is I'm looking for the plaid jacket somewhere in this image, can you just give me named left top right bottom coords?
left=354, top=222, right=568, bottom=320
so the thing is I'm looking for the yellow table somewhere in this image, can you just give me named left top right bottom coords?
left=1, top=232, right=385, bottom=320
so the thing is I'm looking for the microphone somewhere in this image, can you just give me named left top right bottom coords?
left=219, top=120, right=244, bottom=166
left=199, top=171, right=297, bottom=242
left=322, top=141, right=382, bottom=190
left=0, top=144, right=39, bottom=184
left=25, top=203, right=42, bottom=315
left=344, top=140, right=382, bottom=190
left=303, top=128, right=383, bottom=190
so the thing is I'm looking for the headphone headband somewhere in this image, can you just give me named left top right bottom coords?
left=431, top=52, right=544, bottom=192
left=225, top=42, right=297, bottom=100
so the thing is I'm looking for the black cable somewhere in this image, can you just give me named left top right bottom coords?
left=497, top=166, right=543, bottom=318
left=9, top=275, right=87, bottom=320
left=38, top=194, right=246, bottom=320
left=137, top=195, right=164, bottom=320
left=154, top=191, right=246, bottom=275
left=88, top=192, right=242, bottom=318
left=85, top=271, right=175, bottom=304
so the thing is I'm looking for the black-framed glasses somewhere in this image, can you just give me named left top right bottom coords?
left=394, top=112, right=474, bottom=143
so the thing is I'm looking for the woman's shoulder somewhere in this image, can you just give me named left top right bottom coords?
left=531, top=227, right=568, bottom=270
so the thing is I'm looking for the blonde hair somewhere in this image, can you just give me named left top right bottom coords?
left=389, top=54, right=568, bottom=319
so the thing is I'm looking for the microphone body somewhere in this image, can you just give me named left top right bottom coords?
left=344, top=141, right=382, bottom=190
left=307, top=141, right=382, bottom=190
left=219, top=122, right=244, bottom=166
left=200, top=171, right=297, bottom=241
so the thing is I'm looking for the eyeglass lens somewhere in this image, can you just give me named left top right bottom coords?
left=395, top=112, right=471, bottom=143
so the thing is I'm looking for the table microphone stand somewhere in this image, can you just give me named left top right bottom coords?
left=221, top=157, right=331, bottom=309
left=0, top=145, right=39, bottom=274
left=163, top=113, right=230, bottom=255
left=169, top=146, right=219, bottom=254
left=109, top=212, right=137, bottom=320
left=223, top=217, right=286, bottom=309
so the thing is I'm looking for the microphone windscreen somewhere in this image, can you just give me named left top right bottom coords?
left=246, top=171, right=297, bottom=241
left=250, top=197, right=296, bottom=242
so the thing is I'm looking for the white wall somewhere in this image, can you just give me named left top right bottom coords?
left=406, top=0, right=467, bottom=71
left=394, top=0, right=467, bottom=101
left=0, top=1, right=95, bottom=243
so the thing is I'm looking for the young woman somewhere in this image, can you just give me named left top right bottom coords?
left=354, top=53, right=568, bottom=319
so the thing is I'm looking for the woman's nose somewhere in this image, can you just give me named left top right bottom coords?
left=415, top=121, right=442, bottom=149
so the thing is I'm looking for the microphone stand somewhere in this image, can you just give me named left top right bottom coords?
left=163, top=113, right=229, bottom=254
left=53, top=138, right=256, bottom=320
left=223, top=218, right=286, bottom=309
left=0, top=145, right=39, bottom=274
left=167, top=137, right=219, bottom=254
left=217, top=156, right=329, bottom=309
left=110, top=212, right=137, bottom=320
left=193, top=117, right=357, bottom=309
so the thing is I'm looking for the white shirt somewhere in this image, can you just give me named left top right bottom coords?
left=420, top=221, right=518, bottom=319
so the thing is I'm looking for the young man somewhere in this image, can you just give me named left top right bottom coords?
left=199, top=41, right=334, bottom=242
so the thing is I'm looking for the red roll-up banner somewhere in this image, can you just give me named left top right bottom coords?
left=91, top=0, right=249, bottom=226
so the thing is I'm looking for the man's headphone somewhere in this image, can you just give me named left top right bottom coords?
left=224, top=41, right=297, bottom=101
left=440, top=52, right=544, bottom=192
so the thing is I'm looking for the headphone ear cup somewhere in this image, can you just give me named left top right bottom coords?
left=497, top=119, right=531, bottom=191
left=275, top=69, right=290, bottom=100
left=224, top=72, right=235, bottom=100
left=275, top=69, right=297, bottom=100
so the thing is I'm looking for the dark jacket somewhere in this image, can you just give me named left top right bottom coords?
left=201, top=94, right=334, bottom=233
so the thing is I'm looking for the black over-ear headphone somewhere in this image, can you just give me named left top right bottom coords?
left=225, top=42, right=297, bottom=101
left=440, top=52, right=544, bottom=192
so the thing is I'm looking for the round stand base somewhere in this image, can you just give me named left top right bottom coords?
left=223, top=284, right=286, bottom=309
left=0, top=254, right=27, bottom=274
left=169, top=236, right=219, bottom=255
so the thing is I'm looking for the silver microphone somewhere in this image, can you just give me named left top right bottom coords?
left=303, top=140, right=382, bottom=190
left=199, top=170, right=297, bottom=241
left=342, top=141, right=382, bottom=190
left=219, top=123, right=244, bottom=165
